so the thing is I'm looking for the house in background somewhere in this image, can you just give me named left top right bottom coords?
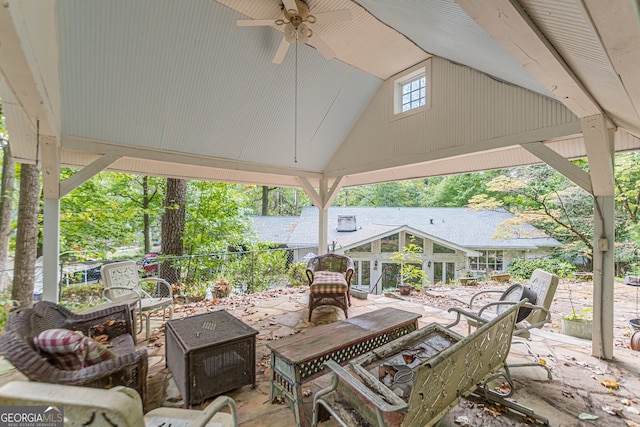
left=251, top=207, right=561, bottom=292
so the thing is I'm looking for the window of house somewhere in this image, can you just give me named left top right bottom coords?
left=433, top=243, right=455, bottom=254
left=405, top=233, right=423, bottom=252
left=469, top=250, right=504, bottom=272
left=391, top=61, right=431, bottom=120
left=347, top=242, right=372, bottom=253
left=381, top=233, right=399, bottom=252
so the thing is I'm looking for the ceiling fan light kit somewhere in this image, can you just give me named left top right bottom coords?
left=236, top=0, right=352, bottom=64
left=236, top=0, right=353, bottom=162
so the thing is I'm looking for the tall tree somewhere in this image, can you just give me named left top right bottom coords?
left=184, top=181, right=252, bottom=254
left=12, top=163, right=41, bottom=307
left=160, top=178, right=186, bottom=284
left=0, top=113, right=15, bottom=290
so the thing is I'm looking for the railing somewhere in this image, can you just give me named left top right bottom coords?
left=58, top=246, right=318, bottom=295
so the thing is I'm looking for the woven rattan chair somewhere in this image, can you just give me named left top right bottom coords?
left=306, top=254, right=354, bottom=321
left=101, top=260, right=174, bottom=340
left=0, top=301, right=148, bottom=405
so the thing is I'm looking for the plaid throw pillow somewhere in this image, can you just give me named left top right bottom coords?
left=34, top=329, right=116, bottom=370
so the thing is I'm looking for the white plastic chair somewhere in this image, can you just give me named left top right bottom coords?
left=0, top=381, right=238, bottom=427
left=101, top=260, right=174, bottom=340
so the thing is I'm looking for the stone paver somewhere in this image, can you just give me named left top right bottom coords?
left=2, top=281, right=640, bottom=426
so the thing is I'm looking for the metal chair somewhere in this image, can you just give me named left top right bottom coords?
left=466, top=269, right=559, bottom=378
left=101, top=260, right=174, bottom=340
left=306, top=254, right=354, bottom=321
left=0, top=382, right=238, bottom=427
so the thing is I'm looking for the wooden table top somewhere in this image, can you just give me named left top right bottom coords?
left=267, top=307, right=421, bottom=364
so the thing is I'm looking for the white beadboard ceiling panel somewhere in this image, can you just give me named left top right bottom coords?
left=519, top=0, right=639, bottom=132
left=355, top=0, right=553, bottom=98
left=2, top=0, right=639, bottom=189
left=57, top=0, right=380, bottom=172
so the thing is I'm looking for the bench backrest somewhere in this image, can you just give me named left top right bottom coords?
left=403, top=301, right=522, bottom=426
left=525, top=269, right=559, bottom=325
left=101, top=260, right=143, bottom=302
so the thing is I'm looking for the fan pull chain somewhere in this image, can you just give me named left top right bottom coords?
left=294, top=39, right=298, bottom=163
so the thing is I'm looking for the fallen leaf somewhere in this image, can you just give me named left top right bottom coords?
left=454, top=415, right=470, bottom=426
left=602, top=405, right=623, bottom=416
left=600, top=378, right=619, bottom=390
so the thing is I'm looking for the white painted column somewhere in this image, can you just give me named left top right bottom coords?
left=581, top=115, right=616, bottom=360
left=41, top=136, right=60, bottom=302
left=592, top=196, right=615, bottom=359
left=318, top=180, right=328, bottom=255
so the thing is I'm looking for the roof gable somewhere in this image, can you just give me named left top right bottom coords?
left=251, top=206, right=561, bottom=250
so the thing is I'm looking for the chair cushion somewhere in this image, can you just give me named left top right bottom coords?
left=34, top=329, right=116, bottom=370
left=310, top=271, right=348, bottom=294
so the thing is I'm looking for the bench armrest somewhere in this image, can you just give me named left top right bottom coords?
left=469, top=289, right=505, bottom=310
left=139, top=277, right=173, bottom=299
left=318, top=360, right=408, bottom=413
left=189, top=395, right=238, bottom=427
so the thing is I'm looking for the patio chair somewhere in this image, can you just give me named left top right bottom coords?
left=306, top=254, right=354, bottom=321
left=101, top=260, right=174, bottom=340
left=464, top=268, right=559, bottom=378
left=0, top=301, right=148, bottom=405
left=0, top=382, right=238, bottom=427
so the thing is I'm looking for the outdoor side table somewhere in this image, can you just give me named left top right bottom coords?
left=165, top=310, right=258, bottom=407
left=267, top=307, right=421, bottom=426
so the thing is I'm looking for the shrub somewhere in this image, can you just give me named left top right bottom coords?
left=0, top=297, right=19, bottom=332
left=287, top=261, right=308, bottom=287
left=508, top=258, right=576, bottom=279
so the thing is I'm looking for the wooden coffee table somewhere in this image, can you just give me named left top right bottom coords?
left=267, top=307, right=421, bottom=426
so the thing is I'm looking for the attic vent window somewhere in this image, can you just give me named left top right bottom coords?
left=401, top=76, right=425, bottom=112
left=337, top=215, right=357, bottom=232
left=392, top=61, right=431, bottom=120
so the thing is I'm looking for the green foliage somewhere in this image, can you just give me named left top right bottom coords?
left=507, top=258, right=576, bottom=279
left=226, top=247, right=290, bottom=292
left=59, top=170, right=164, bottom=253
left=184, top=182, right=253, bottom=254
left=0, top=296, right=19, bottom=332
left=287, top=261, right=308, bottom=287
left=562, top=307, right=592, bottom=321
left=390, top=243, right=428, bottom=290
left=58, top=283, right=105, bottom=312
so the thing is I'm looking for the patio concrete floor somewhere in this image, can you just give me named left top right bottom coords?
left=2, top=279, right=640, bottom=426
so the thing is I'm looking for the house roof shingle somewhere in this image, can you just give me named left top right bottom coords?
left=251, top=207, right=561, bottom=251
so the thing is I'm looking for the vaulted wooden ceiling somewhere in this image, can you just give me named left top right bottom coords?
left=1, top=0, right=639, bottom=190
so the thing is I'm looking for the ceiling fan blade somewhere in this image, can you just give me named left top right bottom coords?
left=309, top=34, right=335, bottom=60
left=282, top=0, right=299, bottom=15
left=237, top=19, right=278, bottom=27
left=313, top=9, right=353, bottom=24
left=272, top=37, right=291, bottom=64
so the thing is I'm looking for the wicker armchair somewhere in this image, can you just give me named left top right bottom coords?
left=0, top=301, right=148, bottom=405
left=306, top=254, right=354, bottom=321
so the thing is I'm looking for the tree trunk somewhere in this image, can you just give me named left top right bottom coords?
left=160, top=178, right=186, bottom=284
left=0, top=142, right=15, bottom=291
left=261, top=185, right=270, bottom=216
left=12, top=163, right=41, bottom=307
left=143, top=176, right=151, bottom=254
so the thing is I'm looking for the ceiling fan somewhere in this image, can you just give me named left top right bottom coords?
left=236, top=0, right=352, bottom=64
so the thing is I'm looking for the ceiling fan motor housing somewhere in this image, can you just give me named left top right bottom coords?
left=282, top=0, right=312, bottom=28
